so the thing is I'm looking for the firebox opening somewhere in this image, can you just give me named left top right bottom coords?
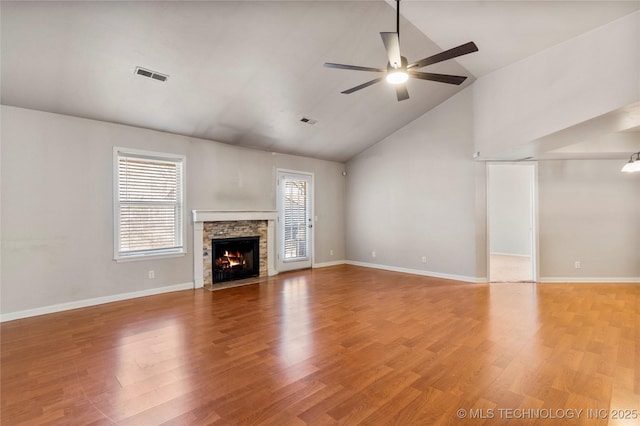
left=212, top=236, right=260, bottom=284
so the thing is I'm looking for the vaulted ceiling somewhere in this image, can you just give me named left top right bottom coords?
left=2, top=1, right=639, bottom=162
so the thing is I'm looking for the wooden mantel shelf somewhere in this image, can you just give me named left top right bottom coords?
left=192, top=210, right=277, bottom=223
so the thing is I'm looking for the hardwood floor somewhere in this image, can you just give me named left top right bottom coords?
left=2, top=265, right=638, bottom=425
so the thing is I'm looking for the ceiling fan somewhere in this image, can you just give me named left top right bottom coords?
left=324, top=0, right=478, bottom=102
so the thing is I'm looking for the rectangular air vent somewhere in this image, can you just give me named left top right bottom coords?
left=135, top=66, right=169, bottom=82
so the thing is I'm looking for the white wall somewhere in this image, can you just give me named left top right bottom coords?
left=488, top=164, right=532, bottom=256
left=345, top=88, right=481, bottom=281
left=1, top=106, right=346, bottom=317
left=474, top=12, right=640, bottom=158
left=538, top=159, right=640, bottom=281
left=474, top=162, right=488, bottom=280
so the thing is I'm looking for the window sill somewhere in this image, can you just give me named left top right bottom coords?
left=114, top=251, right=186, bottom=263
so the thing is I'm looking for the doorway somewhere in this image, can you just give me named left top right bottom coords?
left=276, top=170, right=313, bottom=272
left=487, top=163, right=537, bottom=282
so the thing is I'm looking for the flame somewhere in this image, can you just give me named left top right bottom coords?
left=216, top=250, right=246, bottom=270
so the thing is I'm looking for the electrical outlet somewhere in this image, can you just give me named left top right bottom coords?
left=421, top=256, right=427, bottom=264
left=148, top=270, right=155, bottom=279
left=330, top=249, right=334, bottom=256
left=574, top=261, right=581, bottom=269
left=372, top=251, right=376, bottom=258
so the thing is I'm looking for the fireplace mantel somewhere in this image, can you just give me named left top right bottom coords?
left=192, top=210, right=278, bottom=288
left=193, top=210, right=277, bottom=223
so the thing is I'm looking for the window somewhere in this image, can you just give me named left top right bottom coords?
left=114, top=147, right=185, bottom=260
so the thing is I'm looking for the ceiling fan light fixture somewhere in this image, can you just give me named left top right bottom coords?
left=386, top=70, right=408, bottom=85
left=323, top=0, right=477, bottom=101
left=621, top=152, right=640, bottom=172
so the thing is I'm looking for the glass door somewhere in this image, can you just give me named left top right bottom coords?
left=277, top=170, right=313, bottom=272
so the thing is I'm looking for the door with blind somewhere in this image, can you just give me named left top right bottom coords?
left=277, top=170, right=313, bottom=272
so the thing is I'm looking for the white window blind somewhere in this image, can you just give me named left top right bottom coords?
left=114, top=148, right=185, bottom=259
left=283, top=178, right=308, bottom=260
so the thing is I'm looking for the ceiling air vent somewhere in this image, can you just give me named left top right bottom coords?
left=134, top=66, right=169, bottom=82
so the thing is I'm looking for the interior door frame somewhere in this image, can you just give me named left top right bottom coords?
left=276, top=169, right=314, bottom=272
left=486, top=162, right=539, bottom=282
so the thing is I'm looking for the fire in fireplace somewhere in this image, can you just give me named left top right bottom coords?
left=212, top=236, right=260, bottom=284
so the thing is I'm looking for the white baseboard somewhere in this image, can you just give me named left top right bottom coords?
left=0, top=282, right=194, bottom=323
left=345, top=261, right=485, bottom=284
left=313, top=260, right=346, bottom=268
left=539, top=277, right=640, bottom=283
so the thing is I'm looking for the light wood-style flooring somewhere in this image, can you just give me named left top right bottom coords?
left=490, top=253, right=533, bottom=282
left=1, top=265, right=638, bottom=425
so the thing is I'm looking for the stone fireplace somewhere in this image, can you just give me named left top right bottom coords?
left=192, top=211, right=278, bottom=288
left=205, top=221, right=265, bottom=287
left=212, top=236, right=260, bottom=284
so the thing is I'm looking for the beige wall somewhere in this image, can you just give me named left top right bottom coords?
left=538, top=159, right=640, bottom=280
left=1, top=106, right=346, bottom=316
left=345, top=88, right=482, bottom=281
left=473, top=12, right=639, bottom=159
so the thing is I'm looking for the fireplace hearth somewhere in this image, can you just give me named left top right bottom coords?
left=212, top=236, right=260, bottom=284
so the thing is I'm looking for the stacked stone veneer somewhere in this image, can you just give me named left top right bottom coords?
left=203, top=220, right=268, bottom=287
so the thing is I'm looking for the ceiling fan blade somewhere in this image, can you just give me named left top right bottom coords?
left=324, top=63, right=386, bottom=73
left=341, top=77, right=385, bottom=94
left=408, top=41, right=478, bottom=70
left=395, top=84, right=409, bottom=101
left=409, top=71, right=467, bottom=85
left=380, top=32, right=402, bottom=68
